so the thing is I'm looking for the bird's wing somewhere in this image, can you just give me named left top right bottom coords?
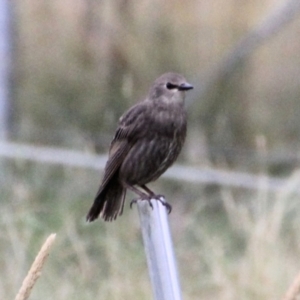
left=97, top=102, right=149, bottom=192
left=113, top=102, right=149, bottom=141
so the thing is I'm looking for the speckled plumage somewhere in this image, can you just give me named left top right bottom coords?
left=86, top=73, right=193, bottom=222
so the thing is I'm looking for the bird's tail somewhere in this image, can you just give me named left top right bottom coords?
left=86, top=174, right=126, bottom=222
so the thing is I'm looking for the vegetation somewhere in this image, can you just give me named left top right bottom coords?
left=2, top=161, right=300, bottom=299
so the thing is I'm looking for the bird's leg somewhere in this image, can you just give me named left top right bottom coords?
left=139, top=184, right=156, bottom=197
left=121, top=182, right=153, bottom=209
left=140, top=184, right=172, bottom=214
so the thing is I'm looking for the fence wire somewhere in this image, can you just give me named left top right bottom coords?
left=0, top=141, right=298, bottom=194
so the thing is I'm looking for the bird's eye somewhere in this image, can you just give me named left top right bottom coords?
left=166, top=82, right=178, bottom=90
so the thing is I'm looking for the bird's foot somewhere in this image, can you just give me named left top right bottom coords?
left=152, top=195, right=172, bottom=214
left=130, top=196, right=153, bottom=209
left=130, top=194, right=172, bottom=214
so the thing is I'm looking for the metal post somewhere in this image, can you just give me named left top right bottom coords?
left=0, top=0, right=12, bottom=140
left=137, top=198, right=182, bottom=300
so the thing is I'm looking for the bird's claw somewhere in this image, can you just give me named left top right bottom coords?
left=130, top=197, right=153, bottom=209
left=130, top=198, right=138, bottom=209
left=164, top=202, right=172, bottom=214
left=153, top=195, right=172, bottom=214
left=130, top=195, right=172, bottom=214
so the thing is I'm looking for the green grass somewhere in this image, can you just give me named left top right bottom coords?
left=1, top=159, right=300, bottom=299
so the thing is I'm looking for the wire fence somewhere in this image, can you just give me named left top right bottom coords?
left=0, top=141, right=297, bottom=194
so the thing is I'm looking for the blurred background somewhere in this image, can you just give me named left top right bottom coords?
left=1, top=0, right=300, bottom=299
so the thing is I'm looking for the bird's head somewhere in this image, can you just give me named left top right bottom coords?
left=149, top=72, right=193, bottom=105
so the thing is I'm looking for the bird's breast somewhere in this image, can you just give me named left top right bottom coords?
left=149, top=105, right=187, bottom=139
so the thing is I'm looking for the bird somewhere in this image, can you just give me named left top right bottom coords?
left=86, top=72, right=193, bottom=222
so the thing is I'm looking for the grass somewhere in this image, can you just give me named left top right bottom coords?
left=15, top=233, right=56, bottom=300
left=1, top=159, right=300, bottom=299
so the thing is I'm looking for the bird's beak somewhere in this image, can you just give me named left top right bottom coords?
left=178, top=82, right=193, bottom=91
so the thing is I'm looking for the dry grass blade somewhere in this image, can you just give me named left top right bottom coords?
left=15, top=233, right=57, bottom=300
left=282, top=271, right=300, bottom=300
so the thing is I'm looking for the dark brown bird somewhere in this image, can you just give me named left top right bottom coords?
left=86, top=72, right=193, bottom=222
